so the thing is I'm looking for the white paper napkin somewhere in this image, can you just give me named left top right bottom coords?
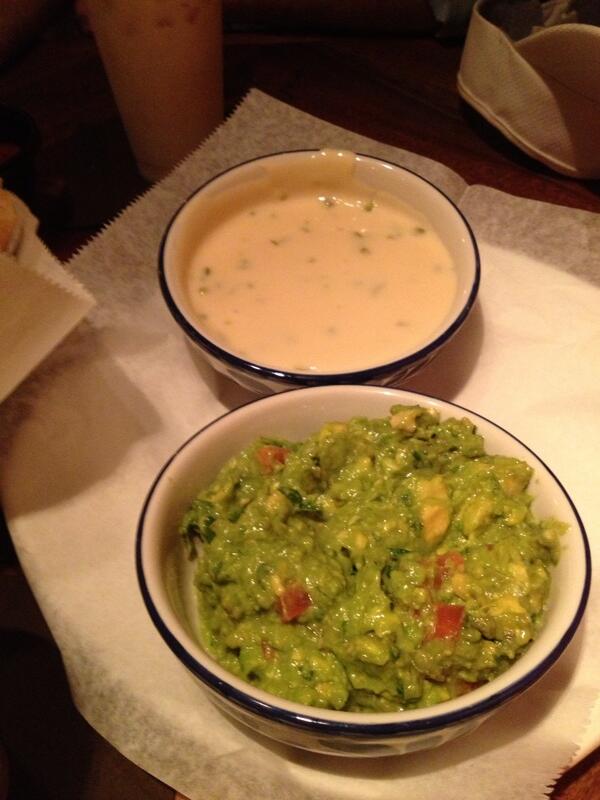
left=0, top=91, right=598, bottom=800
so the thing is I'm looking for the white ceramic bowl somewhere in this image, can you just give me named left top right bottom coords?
left=136, top=385, right=590, bottom=757
left=159, top=150, right=480, bottom=394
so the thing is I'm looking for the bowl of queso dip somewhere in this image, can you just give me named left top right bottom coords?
left=136, top=386, right=590, bottom=757
left=159, top=150, right=480, bottom=393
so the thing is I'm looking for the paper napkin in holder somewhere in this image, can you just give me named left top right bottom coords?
left=0, top=187, right=95, bottom=403
left=458, top=0, right=600, bottom=178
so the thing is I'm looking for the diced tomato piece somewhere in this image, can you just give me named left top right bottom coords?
left=434, top=551, right=465, bottom=590
left=256, top=445, right=290, bottom=473
left=452, top=678, right=483, bottom=697
left=433, top=603, right=465, bottom=639
left=276, top=584, right=312, bottom=622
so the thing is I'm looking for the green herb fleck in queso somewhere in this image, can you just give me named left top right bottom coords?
left=181, top=406, right=563, bottom=712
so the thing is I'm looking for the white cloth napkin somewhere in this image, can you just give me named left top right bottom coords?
left=0, top=91, right=598, bottom=800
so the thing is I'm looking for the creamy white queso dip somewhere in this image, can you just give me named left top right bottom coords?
left=186, top=151, right=457, bottom=373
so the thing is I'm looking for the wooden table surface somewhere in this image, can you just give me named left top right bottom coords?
left=0, top=6, right=598, bottom=799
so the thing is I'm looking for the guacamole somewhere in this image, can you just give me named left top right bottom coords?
left=181, top=405, right=563, bottom=712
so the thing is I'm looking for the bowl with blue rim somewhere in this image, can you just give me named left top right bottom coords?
left=136, top=384, right=590, bottom=756
left=158, top=149, right=480, bottom=395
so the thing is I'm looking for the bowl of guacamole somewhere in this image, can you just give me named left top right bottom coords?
left=137, top=386, right=590, bottom=757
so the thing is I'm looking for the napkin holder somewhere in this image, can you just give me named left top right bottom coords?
left=0, top=188, right=95, bottom=404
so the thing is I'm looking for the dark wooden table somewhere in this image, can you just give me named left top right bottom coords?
left=0, top=7, right=598, bottom=799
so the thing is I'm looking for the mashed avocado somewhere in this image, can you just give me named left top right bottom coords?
left=181, top=405, right=563, bottom=712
